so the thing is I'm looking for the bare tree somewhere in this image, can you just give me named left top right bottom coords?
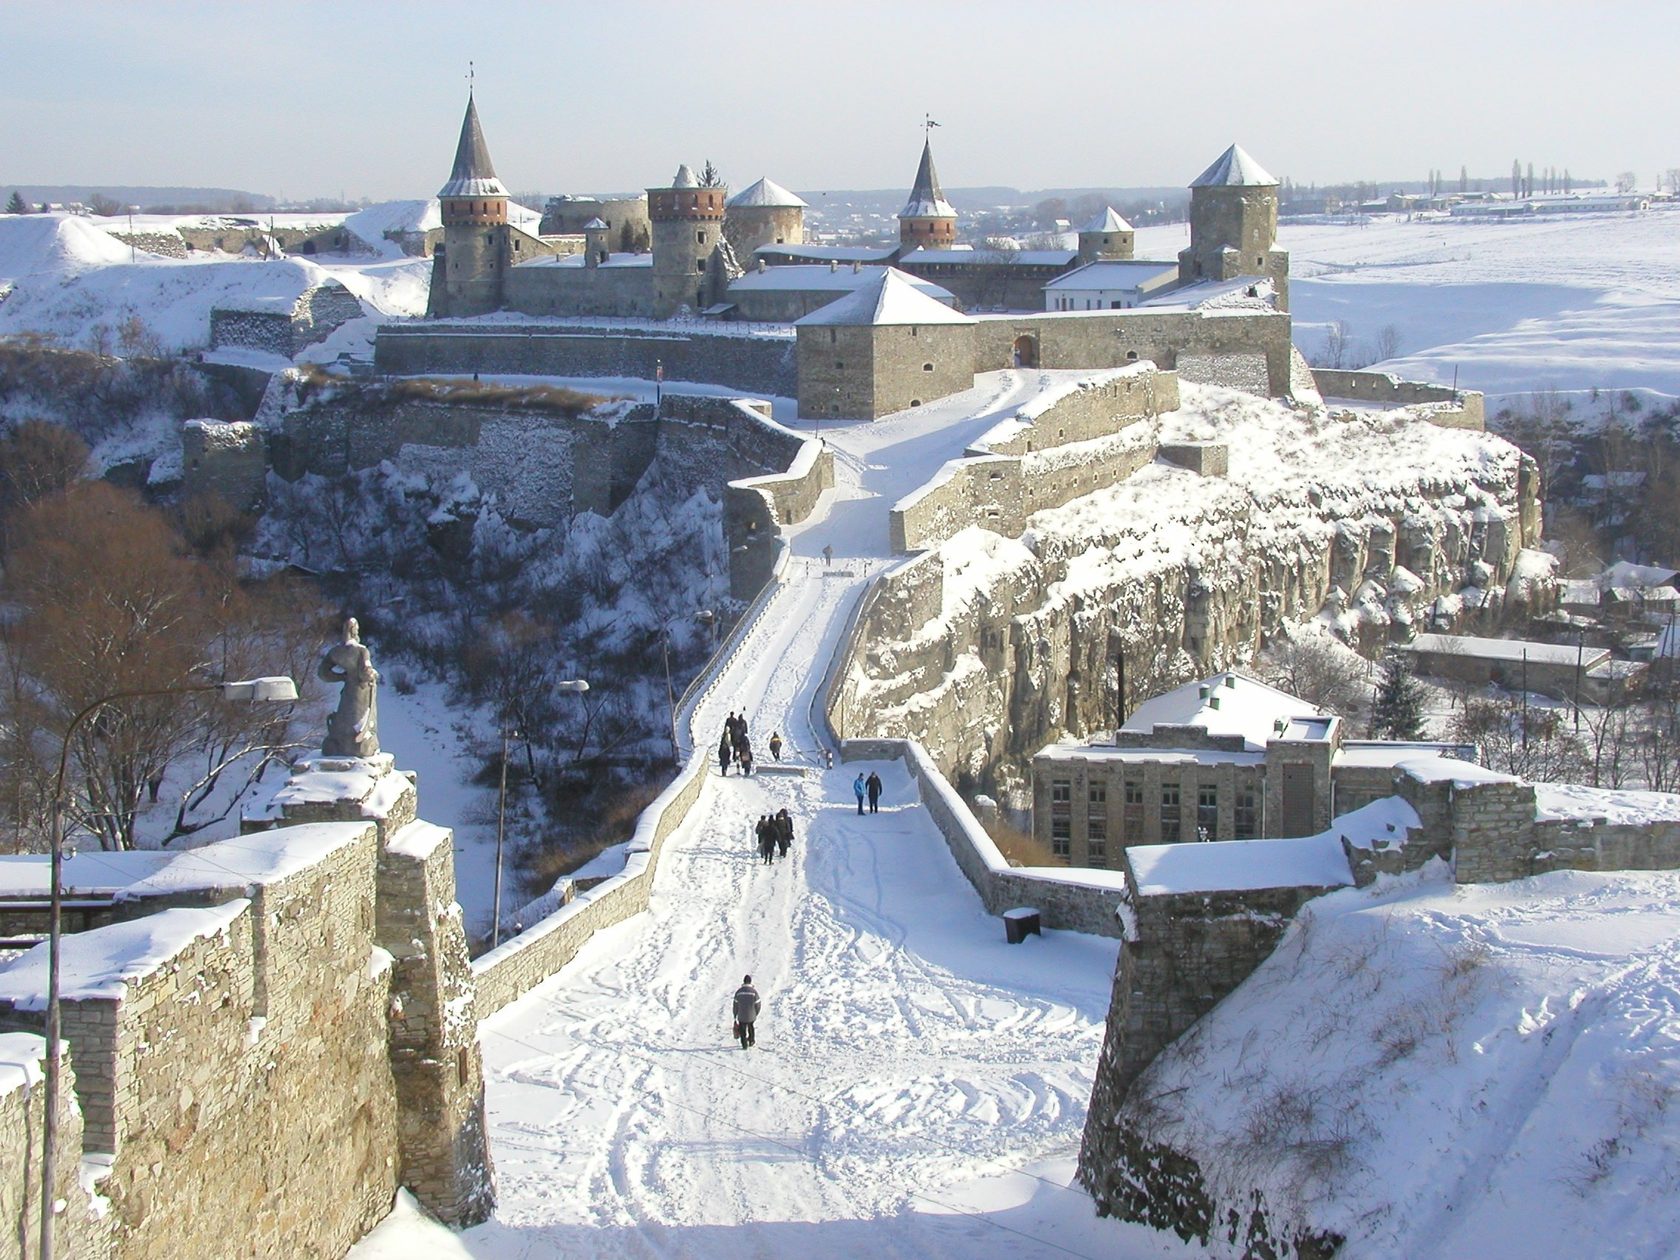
left=1258, top=630, right=1369, bottom=725
left=1371, top=325, right=1402, bottom=363
left=1615, top=171, right=1637, bottom=194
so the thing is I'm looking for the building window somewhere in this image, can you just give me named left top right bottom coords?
left=911, top=326, right=918, bottom=337
left=835, top=360, right=844, bottom=369
left=697, top=230, right=705, bottom=244
left=1087, top=783, right=1107, bottom=841
left=1235, top=786, right=1258, bottom=840
left=1123, top=781, right=1144, bottom=843
left=696, top=260, right=705, bottom=272
left=1197, top=786, right=1218, bottom=841
left=1160, top=784, right=1181, bottom=843
left=829, top=329, right=837, bottom=344
left=923, top=362, right=934, bottom=372
left=1051, top=780, right=1071, bottom=858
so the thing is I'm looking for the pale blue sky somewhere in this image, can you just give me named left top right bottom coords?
left=2, top=0, right=1674, bottom=200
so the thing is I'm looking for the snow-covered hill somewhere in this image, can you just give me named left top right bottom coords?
left=1108, top=863, right=1680, bottom=1258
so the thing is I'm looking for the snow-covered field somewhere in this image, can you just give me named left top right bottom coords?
left=1134, top=212, right=1680, bottom=410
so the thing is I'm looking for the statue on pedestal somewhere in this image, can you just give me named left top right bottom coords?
left=318, top=616, right=380, bottom=757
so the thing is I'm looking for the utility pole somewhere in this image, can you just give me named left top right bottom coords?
left=493, top=725, right=514, bottom=949
left=1574, top=629, right=1585, bottom=731
left=1115, top=649, right=1127, bottom=737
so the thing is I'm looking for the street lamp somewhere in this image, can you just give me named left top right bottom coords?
left=40, top=675, right=297, bottom=1260
left=491, top=680, right=587, bottom=950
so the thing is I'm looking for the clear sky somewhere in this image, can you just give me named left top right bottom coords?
left=2, top=0, right=1675, bottom=201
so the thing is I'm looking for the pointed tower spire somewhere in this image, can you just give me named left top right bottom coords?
left=898, top=136, right=957, bottom=250
left=439, top=93, right=509, bottom=200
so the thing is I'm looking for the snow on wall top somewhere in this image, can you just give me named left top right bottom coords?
left=0, top=901, right=248, bottom=1010
left=1534, top=783, right=1680, bottom=826
left=728, top=264, right=951, bottom=299
left=1043, top=260, right=1177, bottom=292
left=794, top=268, right=972, bottom=327
left=1079, top=206, right=1134, bottom=233
left=118, top=822, right=370, bottom=898
left=900, top=247, right=1076, bottom=267
left=728, top=177, right=807, bottom=209
left=1122, top=671, right=1326, bottom=752
left=0, top=1033, right=45, bottom=1098
left=1126, top=819, right=1366, bottom=896
left=754, top=244, right=897, bottom=264
left=1188, top=142, right=1277, bottom=188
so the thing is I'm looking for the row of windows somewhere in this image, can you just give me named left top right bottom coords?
left=1051, top=779, right=1259, bottom=847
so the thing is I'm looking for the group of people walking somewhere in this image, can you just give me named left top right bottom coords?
left=718, top=711, right=753, bottom=775
left=755, top=809, right=795, bottom=864
left=720, top=712, right=789, bottom=776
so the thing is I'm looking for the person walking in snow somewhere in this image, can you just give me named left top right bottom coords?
left=776, top=808, right=792, bottom=859
left=718, top=732, right=733, bottom=776
left=866, top=771, right=883, bottom=815
left=758, top=818, right=775, bottom=865
left=853, top=772, right=867, bottom=815
left=732, top=974, right=761, bottom=1049
left=822, top=544, right=833, bottom=567
left=738, top=736, right=754, bottom=776
left=768, top=731, right=783, bottom=762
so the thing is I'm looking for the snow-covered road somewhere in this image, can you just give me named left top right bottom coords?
left=355, top=374, right=1190, bottom=1258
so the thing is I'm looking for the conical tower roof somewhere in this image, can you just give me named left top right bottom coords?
left=1189, top=143, right=1277, bottom=189
left=900, top=138, right=956, bottom=220
left=728, top=176, right=808, bottom=209
left=1079, top=206, right=1133, bottom=233
left=438, top=93, right=509, bottom=199
left=795, top=268, right=971, bottom=327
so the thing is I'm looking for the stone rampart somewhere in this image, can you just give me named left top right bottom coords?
left=181, top=418, right=267, bottom=511
left=0, top=1036, right=110, bottom=1259
left=974, top=309, right=1295, bottom=397
left=374, top=322, right=797, bottom=398
left=1314, top=368, right=1485, bottom=430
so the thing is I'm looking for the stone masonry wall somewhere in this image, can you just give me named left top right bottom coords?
left=973, top=309, right=1296, bottom=397
left=374, top=323, right=797, bottom=399
left=209, top=308, right=294, bottom=356
left=181, top=418, right=267, bottom=512
left=1313, top=369, right=1487, bottom=430
left=0, top=1038, right=111, bottom=1260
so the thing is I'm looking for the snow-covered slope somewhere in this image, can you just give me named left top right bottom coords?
left=1111, top=864, right=1680, bottom=1258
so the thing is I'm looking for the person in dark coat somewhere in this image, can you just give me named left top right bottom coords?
left=732, top=974, right=761, bottom=1048
left=768, top=731, right=783, bottom=761
left=738, top=737, right=754, bottom=776
left=758, top=818, right=775, bottom=865
left=853, top=772, right=867, bottom=815
left=866, top=771, right=883, bottom=814
left=775, top=808, right=792, bottom=859
left=718, top=733, right=733, bottom=776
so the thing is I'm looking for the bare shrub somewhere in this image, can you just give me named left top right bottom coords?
left=1258, top=628, right=1369, bottom=726
left=984, top=814, right=1062, bottom=866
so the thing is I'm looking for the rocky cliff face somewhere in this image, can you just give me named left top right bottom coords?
left=839, top=384, right=1543, bottom=803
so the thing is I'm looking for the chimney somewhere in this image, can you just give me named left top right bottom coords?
left=757, top=257, right=766, bottom=273
left=1198, top=685, right=1210, bottom=700
left=1209, top=696, right=1221, bottom=710
left=829, top=259, right=838, bottom=273
left=1225, top=673, right=1237, bottom=687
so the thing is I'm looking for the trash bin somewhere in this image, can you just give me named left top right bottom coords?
left=1003, top=907, right=1042, bottom=944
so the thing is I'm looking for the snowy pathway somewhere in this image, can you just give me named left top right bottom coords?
left=356, top=374, right=1189, bottom=1259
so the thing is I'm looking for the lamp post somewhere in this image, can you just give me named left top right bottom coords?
left=125, top=205, right=139, bottom=263
left=40, top=675, right=297, bottom=1260
left=491, top=680, right=587, bottom=950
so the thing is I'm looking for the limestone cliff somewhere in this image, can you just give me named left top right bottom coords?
left=836, top=384, right=1542, bottom=803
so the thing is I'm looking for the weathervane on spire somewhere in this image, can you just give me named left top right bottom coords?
left=467, top=60, right=475, bottom=94
left=924, top=113, right=940, bottom=135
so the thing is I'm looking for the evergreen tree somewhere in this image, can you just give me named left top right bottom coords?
left=698, top=160, right=722, bottom=188
left=1372, top=653, right=1427, bottom=740
left=5, top=190, right=26, bottom=215
left=1459, top=165, right=1468, bottom=194
left=1511, top=159, right=1521, bottom=198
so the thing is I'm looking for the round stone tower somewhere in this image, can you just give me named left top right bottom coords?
left=898, top=138, right=957, bottom=251
left=725, top=176, right=807, bottom=258
left=1076, top=206, right=1135, bottom=263
left=428, top=92, right=511, bottom=318
left=1177, top=143, right=1287, bottom=307
left=583, top=217, right=610, bottom=269
left=649, top=164, right=726, bottom=318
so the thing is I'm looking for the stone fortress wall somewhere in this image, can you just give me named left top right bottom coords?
left=1313, top=367, right=1486, bottom=430
left=0, top=755, right=495, bottom=1258
left=890, top=365, right=1180, bottom=553
left=374, top=321, right=797, bottom=398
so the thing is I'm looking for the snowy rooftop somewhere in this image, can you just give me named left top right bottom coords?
left=1189, top=142, right=1277, bottom=189
left=0, top=1033, right=45, bottom=1099
left=901, top=247, right=1076, bottom=267
left=1121, top=672, right=1327, bottom=752
left=728, top=177, right=807, bottom=209
left=1604, top=560, right=1679, bottom=590
left=438, top=94, right=510, bottom=201
left=1406, top=632, right=1611, bottom=668
left=669, top=164, right=698, bottom=189
left=1394, top=756, right=1522, bottom=788
left=1333, top=740, right=1478, bottom=770
left=729, top=264, right=952, bottom=300
left=1078, top=206, right=1134, bottom=233
left=1127, top=831, right=1355, bottom=896
left=794, top=268, right=972, bottom=327
left=0, top=902, right=247, bottom=1009
left=1043, top=260, right=1178, bottom=291
left=754, top=244, right=897, bottom=264
left=1137, top=275, right=1274, bottom=310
